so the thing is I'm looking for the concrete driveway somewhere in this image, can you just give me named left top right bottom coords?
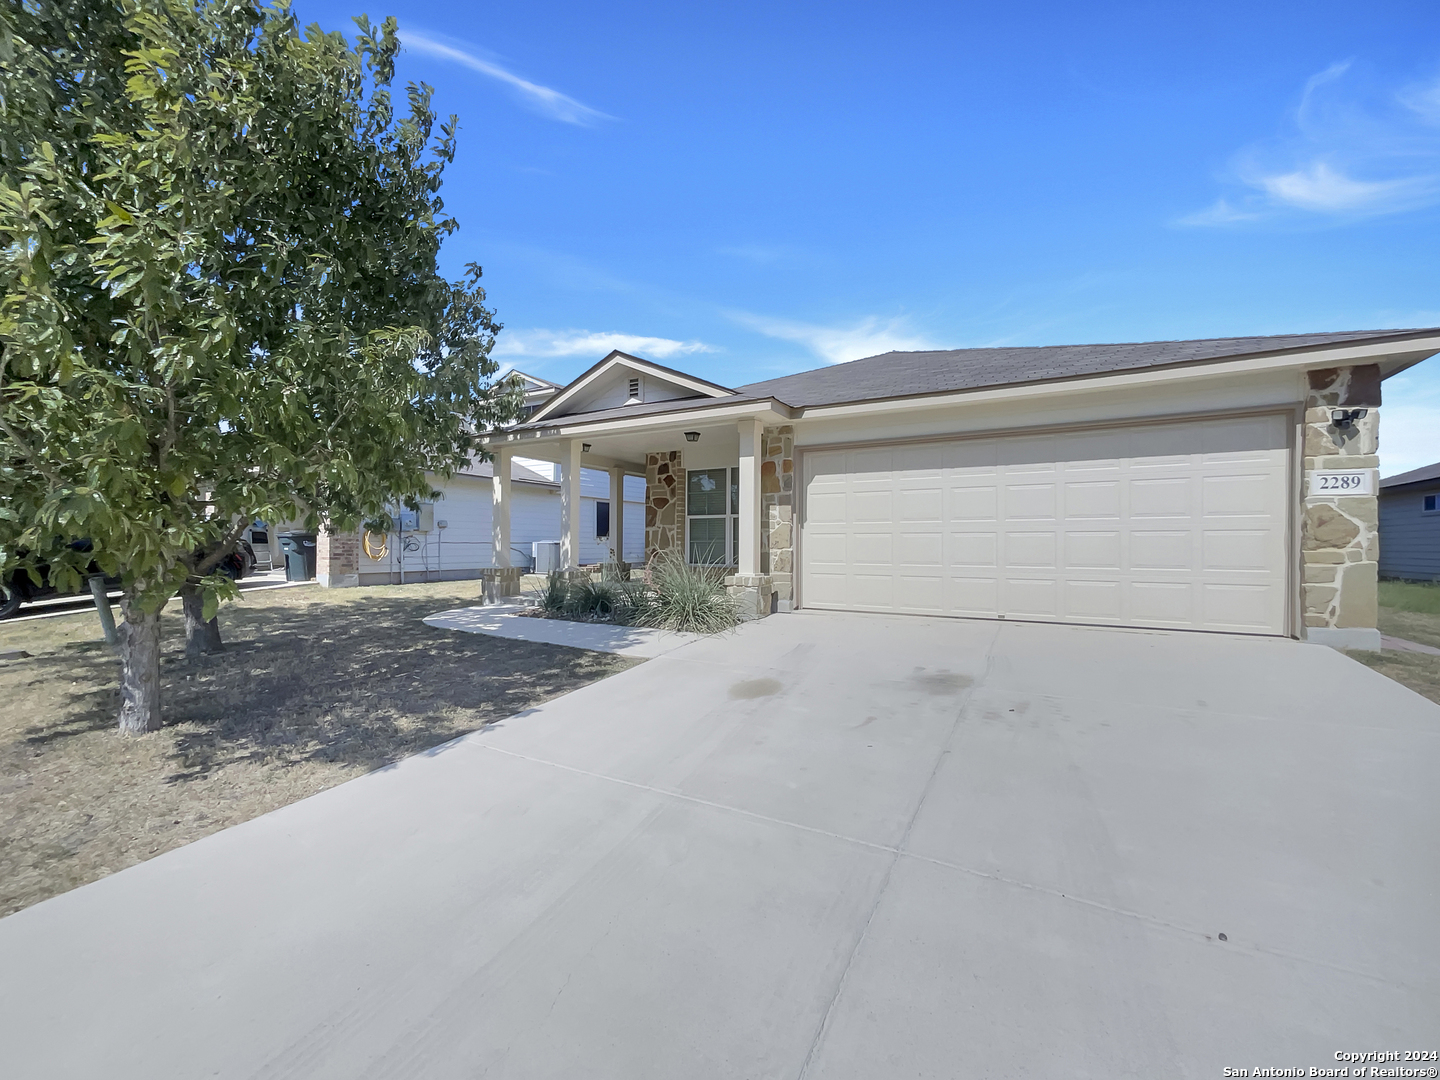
left=1, top=612, right=1436, bottom=1078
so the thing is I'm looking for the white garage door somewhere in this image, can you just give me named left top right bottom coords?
left=799, top=415, right=1292, bottom=634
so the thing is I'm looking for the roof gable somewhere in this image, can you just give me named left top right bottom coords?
left=527, top=351, right=734, bottom=423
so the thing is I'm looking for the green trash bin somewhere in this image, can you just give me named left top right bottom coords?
left=277, top=533, right=317, bottom=581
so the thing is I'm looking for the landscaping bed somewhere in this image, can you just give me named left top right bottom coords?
left=0, top=580, right=636, bottom=917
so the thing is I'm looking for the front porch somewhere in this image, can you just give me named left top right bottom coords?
left=486, top=419, right=796, bottom=618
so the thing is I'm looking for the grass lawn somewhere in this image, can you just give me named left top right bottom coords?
left=0, top=580, right=636, bottom=918
left=1353, top=580, right=1440, bottom=706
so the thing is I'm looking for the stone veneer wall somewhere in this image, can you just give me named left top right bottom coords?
left=759, top=425, right=795, bottom=611
left=1301, top=365, right=1381, bottom=645
left=644, top=450, right=685, bottom=563
left=316, top=528, right=359, bottom=588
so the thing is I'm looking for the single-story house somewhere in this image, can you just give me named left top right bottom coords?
left=317, top=377, right=645, bottom=587
left=1379, top=461, right=1440, bottom=582
left=320, top=329, right=1440, bottom=648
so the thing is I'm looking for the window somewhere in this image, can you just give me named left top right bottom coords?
left=687, top=467, right=740, bottom=565
left=1425, top=494, right=1438, bottom=513
left=596, top=500, right=610, bottom=538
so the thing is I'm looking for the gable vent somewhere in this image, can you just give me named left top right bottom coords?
left=627, top=376, right=641, bottom=403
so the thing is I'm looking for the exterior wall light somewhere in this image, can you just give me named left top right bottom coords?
left=684, top=431, right=701, bottom=443
left=582, top=443, right=592, bottom=452
left=1330, top=408, right=1368, bottom=429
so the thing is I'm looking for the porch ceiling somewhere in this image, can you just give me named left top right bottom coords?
left=498, top=418, right=743, bottom=471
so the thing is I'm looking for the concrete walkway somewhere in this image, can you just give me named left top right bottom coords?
left=424, top=603, right=704, bottom=657
left=1, top=613, right=1436, bottom=1078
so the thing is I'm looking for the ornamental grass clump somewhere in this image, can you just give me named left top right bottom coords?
left=564, top=579, right=636, bottom=623
left=536, top=571, right=570, bottom=614
left=634, top=553, right=740, bottom=634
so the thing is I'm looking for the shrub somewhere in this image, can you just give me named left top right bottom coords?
left=536, top=571, right=569, bottom=614
left=633, top=553, right=739, bottom=634
left=564, top=579, right=636, bottom=622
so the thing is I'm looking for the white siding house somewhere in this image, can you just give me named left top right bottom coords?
left=355, top=458, right=644, bottom=585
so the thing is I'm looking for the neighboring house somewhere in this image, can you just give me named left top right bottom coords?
left=424, top=328, right=1440, bottom=650
left=1379, top=461, right=1440, bottom=582
left=316, top=368, right=643, bottom=587
left=331, top=456, right=644, bottom=587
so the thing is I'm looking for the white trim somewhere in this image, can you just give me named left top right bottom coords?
left=527, top=353, right=736, bottom=425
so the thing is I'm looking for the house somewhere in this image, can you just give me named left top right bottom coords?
left=1379, top=461, right=1440, bottom=582
left=317, top=450, right=645, bottom=588
left=404, top=328, right=1440, bottom=651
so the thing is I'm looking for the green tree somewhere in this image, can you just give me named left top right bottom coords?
left=0, top=0, right=519, bottom=733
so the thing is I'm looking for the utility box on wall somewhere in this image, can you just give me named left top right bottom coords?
left=396, top=503, right=435, bottom=532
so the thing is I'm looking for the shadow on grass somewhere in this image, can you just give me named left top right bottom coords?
left=18, top=591, right=634, bottom=781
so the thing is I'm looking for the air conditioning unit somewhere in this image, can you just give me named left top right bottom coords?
left=532, top=541, right=562, bottom=573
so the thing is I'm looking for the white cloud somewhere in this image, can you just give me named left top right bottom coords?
left=733, top=313, right=940, bottom=365
left=399, top=30, right=610, bottom=126
left=1175, top=198, right=1263, bottom=227
left=494, top=329, right=714, bottom=360
left=1180, top=62, right=1440, bottom=226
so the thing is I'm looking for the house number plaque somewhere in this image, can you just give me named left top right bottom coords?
left=1307, top=470, right=1374, bottom=496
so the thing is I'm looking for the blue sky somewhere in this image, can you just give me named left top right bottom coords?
left=297, top=0, right=1440, bottom=474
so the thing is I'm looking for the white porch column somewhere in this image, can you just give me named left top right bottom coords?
left=609, top=465, right=626, bottom=564
left=491, top=445, right=512, bottom=568
left=559, top=438, right=583, bottom=570
left=737, top=419, right=763, bottom=577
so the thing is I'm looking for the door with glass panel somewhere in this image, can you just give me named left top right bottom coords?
left=687, top=467, right=740, bottom=565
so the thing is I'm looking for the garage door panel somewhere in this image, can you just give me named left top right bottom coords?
left=805, top=491, right=849, bottom=525
left=1065, top=531, right=1122, bottom=570
left=943, top=575, right=997, bottom=614
left=895, top=574, right=945, bottom=611
left=851, top=490, right=893, bottom=523
left=1200, top=415, right=1286, bottom=459
left=1065, top=579, right=1122, bottom=619
left=942, top=439, right=999, bottom=472
left=1130, top=476, right=1193, bottom=518
left=849, top=531, right=892, bottom=565
left=1129, top=530, right=1193, bottom=570
left=897, top=487, right=943, bottom=523
left=848, top=574, right=895, bottom=609
left=893, top=445, right=944, bottom=477
left=1005, top=531, right=1057, bottom=568
left=1200, top=583, right=1276, bottom=630
left=949, top=486, right=998, bottom=520
left=897, top=531, right=943, bottom=567
left=1064, top=480, right=1120, bottom=519
left=1201, top=473, right=1277, bottom=517
left=1005, top=483, right=1057, bottom=520
left=1201, top=530, right=1272, bottom=572
left=801, top=418, right=1288, bottom=634
left=1127, top=581, right=1196, bottom=624
left=947, top=532, right=998, bottom=566
left=999, top=436, right=1059, bottom=470
left=1004, top=578, right=1059, bottom=616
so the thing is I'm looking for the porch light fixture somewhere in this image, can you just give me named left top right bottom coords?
left=582, top=442, right=593, bottom=452
left=684, top=431, right=701, bottom=443
left=1329, top=408, right=1368, bottom=430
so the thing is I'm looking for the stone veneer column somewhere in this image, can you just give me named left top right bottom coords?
left=644, top=450, right=684, bottom=564
left=759, top=425, right=795, bottom=611
left=316, top=528, right=359, bottom=588
left=1301, top=365, right=1381, bottom=650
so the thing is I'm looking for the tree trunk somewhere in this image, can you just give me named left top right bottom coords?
left=181, top=583, right=224, bottom=657
left=117, top=593, right=162, bottom=735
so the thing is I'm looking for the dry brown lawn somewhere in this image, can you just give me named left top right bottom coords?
left=0, top=580, right=636, bottom=917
